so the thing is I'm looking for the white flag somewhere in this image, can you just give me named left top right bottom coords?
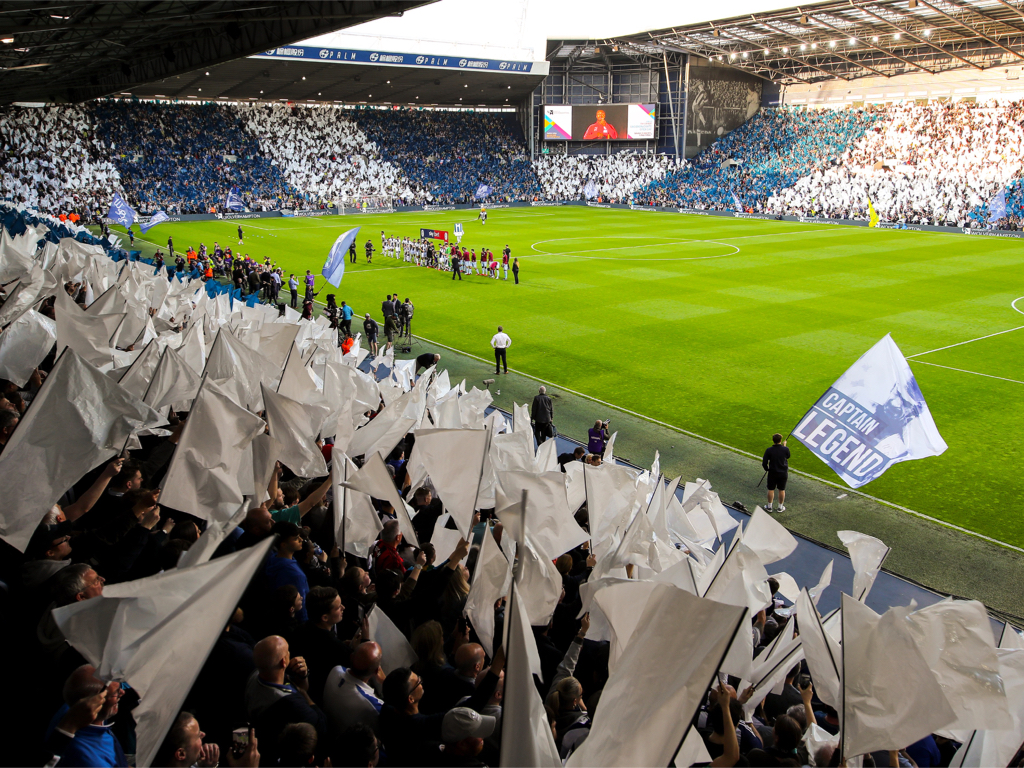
left=0, top=308, right=56, bottom=386
left=53, top=537, right=275, bottom=768
left=500, top=588, right=563, bottom=768
left=842, top=593, right=957, bottom=756
left=495, top=470, right=589, bottom=562
left=341, top=451, right=418, bottom=546
left=332, top=453, right=383, bottom=558
left=54, top=284, right=124, bottom=366
left=261, top=383, right=330, bottom=478
left=0, top=348, right=165, bottom=552
left=117, top=340, right=162, bottom=400
left=367, top=605, right=418, bottom=675
left=159, top=379, right=266, bottom=522
left=464, top=525, right=512, bottom=656
left=742, top=506, right=798, bottom=565
left=838, top=530, right=889, bottom=601
left=145, top=346, right=203, bottom=412
left=413, top=428, right=489, bottom=538
left=567, top=583, right=746, bottom=768
left=793, top=334, right=946, bottom=488
left=796, top=589, right=844, bottom=711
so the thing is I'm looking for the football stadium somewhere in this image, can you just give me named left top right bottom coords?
left=1, top=1, right=1024, bottom=766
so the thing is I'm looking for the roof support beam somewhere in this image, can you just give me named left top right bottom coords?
left=768, top=11, right=892, bottom=77
left=843, top=2, right=940, bottom=73
left=913, top=0, right=1024, bottom=61
left=744, top=20, right=852, bottom=79
left=850, top=4, right=983, bottom=70
left=670, top=31, right=812, bottom=83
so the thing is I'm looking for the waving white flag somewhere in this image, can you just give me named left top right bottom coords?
left=0, top=348, right=165, bottom=552
left=261, top=383, right=330, bottom=478
left=0, top=308, right=56, bottom=386
left=53, top=538, right=275, bottom=768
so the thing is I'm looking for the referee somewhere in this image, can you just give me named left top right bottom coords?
left=490, top=325, right=511, bottom=374
left=762, top=433, right=790, bottom=513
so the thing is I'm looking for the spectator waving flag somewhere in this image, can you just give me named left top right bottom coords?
left=474, top=183, right=493, bottom=200
left=225, top=186, right=244, bottom=211
left=322, top=226, right=360, bottom=287
left=868, top=198, right=880, bottom=228
left=107, top=193, right=136, bottom=228
left=730, top=189, right=743, bottom=212
left=584, top=179, right=598, bottom=200
left=987, top=188, right=1007, bottom=223
left=792, top=334, right=946, bottom=489
left=139, top=211, right=170, bottom=233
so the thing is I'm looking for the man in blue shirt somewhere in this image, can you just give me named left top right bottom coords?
left=263, top=522, right=310, bottom=622
left=46, top=666, right=128, bottom=768
left=340, top=300, right=354, bottom=339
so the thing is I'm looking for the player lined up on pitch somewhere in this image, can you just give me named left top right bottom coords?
left=375, top=227, right=516, bottom=281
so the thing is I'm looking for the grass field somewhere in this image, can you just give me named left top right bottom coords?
left=119, top=207, right=1024, bottom=549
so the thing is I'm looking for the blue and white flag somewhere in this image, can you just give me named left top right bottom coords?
left=584, top=180, right=598, bottom=200
left=987, top=188, right=1007, bottom=223
left=454, top=223, right=464, bottom=237
left=730, top=189, right=743, bottom=212
left=792, top=334, right=946, bottom=488
left=474, top=183, right=493, bottom=200
left=226, top=187, right=244, bottom=212
left=107, top=193, right=136, bottom=228
left=322, top=226, right=360, bottom=287
left=139, top=211, right=170, bottom=233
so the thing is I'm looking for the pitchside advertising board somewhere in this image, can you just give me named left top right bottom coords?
left=420, top=228, right=449, bottom=241
left=543, top=104, right=656, bottom=141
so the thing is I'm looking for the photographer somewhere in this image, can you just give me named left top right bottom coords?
left=588, top=419, right=610, bottom=457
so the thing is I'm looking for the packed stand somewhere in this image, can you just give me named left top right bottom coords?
left=533, top=152, right=680, bottom=203
left=92, top=101, right=296, bottom=214
left=0, top=105, right=122, bottom=216
left=768, top=101, right=1024, bottom=227
left=980, top=178, right=1024, bottom=230
left=1, top=201, right=1023, bottom=768
left=633, top=106, right=883, bottom=212
left=353, top=110, right=541, bottom=204
left=238, top=104, right=416, bottom=207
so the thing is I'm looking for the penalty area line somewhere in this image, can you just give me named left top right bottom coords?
left=909, top=359, right=1024, bottom=385
left=412, top=332, right=1024, bottom=555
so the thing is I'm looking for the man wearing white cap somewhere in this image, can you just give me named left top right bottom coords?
left=441, top=707, right=496, bottom=766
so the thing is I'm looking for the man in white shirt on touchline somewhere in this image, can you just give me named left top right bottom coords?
left=490, top=326, right=511, bottom=374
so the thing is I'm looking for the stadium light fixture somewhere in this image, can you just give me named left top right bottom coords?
left=764, top=48, right=770, bottom=54
left=850, top=37, right=857, bottom=45
left=730, top=53, right=735, bottom=59
left=0, top=37, right=13, bottom=44
left=923, top=29, right=931, bottom=36
left=811, top=42, right=817, bottom=49
left=782, top=46, right=788, bottom=52
left=205, top=71, right=209, bottom=76
left=742, top=52, right=748, bottom=58
left=387, top=80, right=390, bottom=83
left=872, top=35, right=878, bottom=41
left=198, top=88, right=202, bottom=91
left=800, top=44, right=806, bottom=50
left=830, top=40, right=836, bottom=47
left=260, top=90, right=263, bottom=93
left=894, top=32, right=901, bottom=39
left=302, top=76, right=306, bottom=80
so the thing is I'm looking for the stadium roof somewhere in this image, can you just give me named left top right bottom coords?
left=121, top=46, right=547, bottom=107
left=0, top=1, right=431, bottom=105
left=606, top=0, right=1024, bottom=84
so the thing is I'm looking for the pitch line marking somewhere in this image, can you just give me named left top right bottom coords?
left=716, top=228, right=848, bottom=240
left=907, top=324, right=1024, bottom=358
left=409, top=333, right=1024, bottom=555
left=909, top=359, right=1024, bottom=385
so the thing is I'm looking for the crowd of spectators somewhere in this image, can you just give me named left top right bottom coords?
left=0, top=201, right=1021, bottom=768
left=92, top=101, right=296, bottom=214
left=632, top=106, right=884, bottom=212
left=767, top=101, right=1024, bottom=228
left=0, top=105, right=121, bottom=215
left=533, top=152, right=679, bottom=203
left=352, top=110, right=541, bottom=204
left=238, top=104, right=415, bottom=207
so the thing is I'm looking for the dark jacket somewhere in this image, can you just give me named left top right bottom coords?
left=531, top=394, right=554, bottom=425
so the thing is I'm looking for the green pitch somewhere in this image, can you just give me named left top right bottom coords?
left=119, top=207, right=1024, bottom=548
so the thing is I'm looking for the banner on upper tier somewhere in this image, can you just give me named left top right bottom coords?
left=420, top=228, right=449, bottom=241
left=791, top=334, right=946, bottom=488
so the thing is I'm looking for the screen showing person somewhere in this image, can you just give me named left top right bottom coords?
left=575, top=105, right=627, bottom=140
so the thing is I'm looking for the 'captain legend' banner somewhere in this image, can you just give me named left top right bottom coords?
left=792, top=334, right=946, bottom=488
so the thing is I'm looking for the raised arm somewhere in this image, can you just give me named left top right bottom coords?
left=296, top=465, right=333, bottom=518
left=63, top=458, right=124, bottom=522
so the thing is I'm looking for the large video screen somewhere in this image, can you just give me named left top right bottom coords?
left=543, top=104, right=657, bottom=141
